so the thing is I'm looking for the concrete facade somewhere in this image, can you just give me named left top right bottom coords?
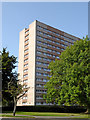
left=17, top=20, right=80, bottom=106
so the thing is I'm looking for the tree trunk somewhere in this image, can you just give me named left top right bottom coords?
left=85, top=108, right=90, bottom=114
left=13, top=97, right=17, bottom=116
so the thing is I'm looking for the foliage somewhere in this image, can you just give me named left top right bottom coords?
left=1, top=48, right=29, bottom=116
left=44, top=36, right=90, bottom=112
left=0, top=48, right=17, bottom=106
left=6, top=76, right=29, bottom=116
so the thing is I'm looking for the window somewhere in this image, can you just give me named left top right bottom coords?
left=43, top=63, right=47, bottom=66
left=56, top=42, right=59, bottom=45
left=43, top=43, right=47, bottom=46
left=56, top=33, right=60, bottom=36
left=24, top=54, right=29, bottom=58
left=36, top=61, right=42, bottom=65
left=37, top=31, right=43, bottom=35
left=37, top=51, right=42, bottom=54
left=37, top=41, right=41, bottom=44
left=37, top=36, right=42, bottom=39
left=36, top=102, right=41, bottom=105
left=52, top=41, right=55, bottom=43
left=43, top=53, right=47, bottom=55
left=25, top=30, right=29, bottom=34
left=61, top=39, right=64, bottom=42
left=57, top=52, right=60, bottom=54
left=47, top=34, right=52, bottom=38
left=36, top=67, right=42, bottom=70
left=43, top=48, right=47, bottom=51
left=23, top=79, right=28, bottom=83
left=25, top=39, right=29, bottom=43
left=37, top=46, right=42, bottom=49
left=43, top=28, right=47, bottom=32
left=53, top=36, right=55, bottom=39
left=36, top=78, right=41, bottom=81
left=43, top=79, right=47, bottom=82
left=24, top=63, right=28, bottom=67
left=23, top=96, right=27, bottom=99
left=43, top=58, right=47, bottom=61
left=22, top=102, right=27, bottom=105
left=43, top=68, right=50, bottom=72
left=36, top=96, right=43, bottom=99
left=53, top=50, right=56, bottom=53
left=43, top=33, right=47, bottom=36
left=37, top=25, right=42, bottom=29
left=47, top=53, right=52, bottom=57
left=53, top=46, right=55, bottom=48
left=36, top=72, right=42, bottom=76
left=24, top=44, right=29, bottom=48
left=36, top=56, right=42, bottom=60
left=56, top=56, right=60, bottom=59
left=47, top=39, right=51, bottom=42
left=56, top=47, right=60, bottom=49
left=24, top=49, right=29, bottom=53
left=25, top=34, right=29, bottom=39
left=23, top=74, right=28, bottom=78
left=61, top=48, right=64, bottom=50
left=47, top=44, right=52, bottom=47
left=53, top=55, right=55, bottom=58
left=23, top=69, right=28, bottom=73
left=23, top=85, right=28, bottom=88
left=36, top=84, right=43, bottom=87
left=47, top=59, right=51, bottom=62
left=44, top=38, right=47, bottom=41
left=48, top=49, right=52, bottom=52
left=56, top=38, right=59, bottom=40
left=24, top=58, right=28, bottom=63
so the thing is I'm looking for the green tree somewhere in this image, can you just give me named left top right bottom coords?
left=1, top=48, right=17, bottom=106
left=6, top=76, right=29, bottom=116
left=45, top=36, right=90, bottom=113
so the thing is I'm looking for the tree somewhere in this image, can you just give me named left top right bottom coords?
left=1, top=48, right=17, bottom=106
left=6, top=76, right=29, bottom=116
left=1, top=48, right=29, bottom=116
left=44, top=36, right=90, bottom=113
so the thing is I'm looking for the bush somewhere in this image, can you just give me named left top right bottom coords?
left=2, top=105, right=86, bottom=113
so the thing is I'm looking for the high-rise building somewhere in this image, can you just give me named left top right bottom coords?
left=17, top=20, right=80, bottom=106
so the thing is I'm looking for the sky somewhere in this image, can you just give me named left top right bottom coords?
left=2, top=2, right=88, bottom=70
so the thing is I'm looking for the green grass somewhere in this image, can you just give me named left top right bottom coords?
left=2, top=111, right=90, bottom=118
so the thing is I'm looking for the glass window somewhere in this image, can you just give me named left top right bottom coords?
left=24, top=44, right=29, bottom=48
left=24, top=54, right=29, bottom=58
left=23, top=79, right=28, bottom=83
left=36, top=56, right=42, bottom=59
left=25, top=39, right=29, bottom=43
left=37, top=51, right=42, bottom=54
left=24, top=49, right=29, bottom=53
left=24, top=63, right=28, bottom=67
left=24, top=58, right=28, bottom=63
left=36, top=67, right=42, bottom=70
left=23, top=74, right=28, bottom=78
left=24, top=69, right=28, bottom=73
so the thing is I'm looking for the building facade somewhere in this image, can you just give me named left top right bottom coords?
left=17, top=20, right=80, bottom=106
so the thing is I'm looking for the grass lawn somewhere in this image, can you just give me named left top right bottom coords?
left=2, top=111, right=90, bottom=118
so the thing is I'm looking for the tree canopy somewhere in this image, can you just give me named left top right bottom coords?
left=44, top=36, right=90, bottom=112
left=6, top=77, right=29, bottom=116
left=1, top=48, right=17, bottom=106
left=1, top=48, right=29, bottom=116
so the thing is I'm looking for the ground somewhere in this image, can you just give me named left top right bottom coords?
left=0, top=112, right=90, bottom=119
